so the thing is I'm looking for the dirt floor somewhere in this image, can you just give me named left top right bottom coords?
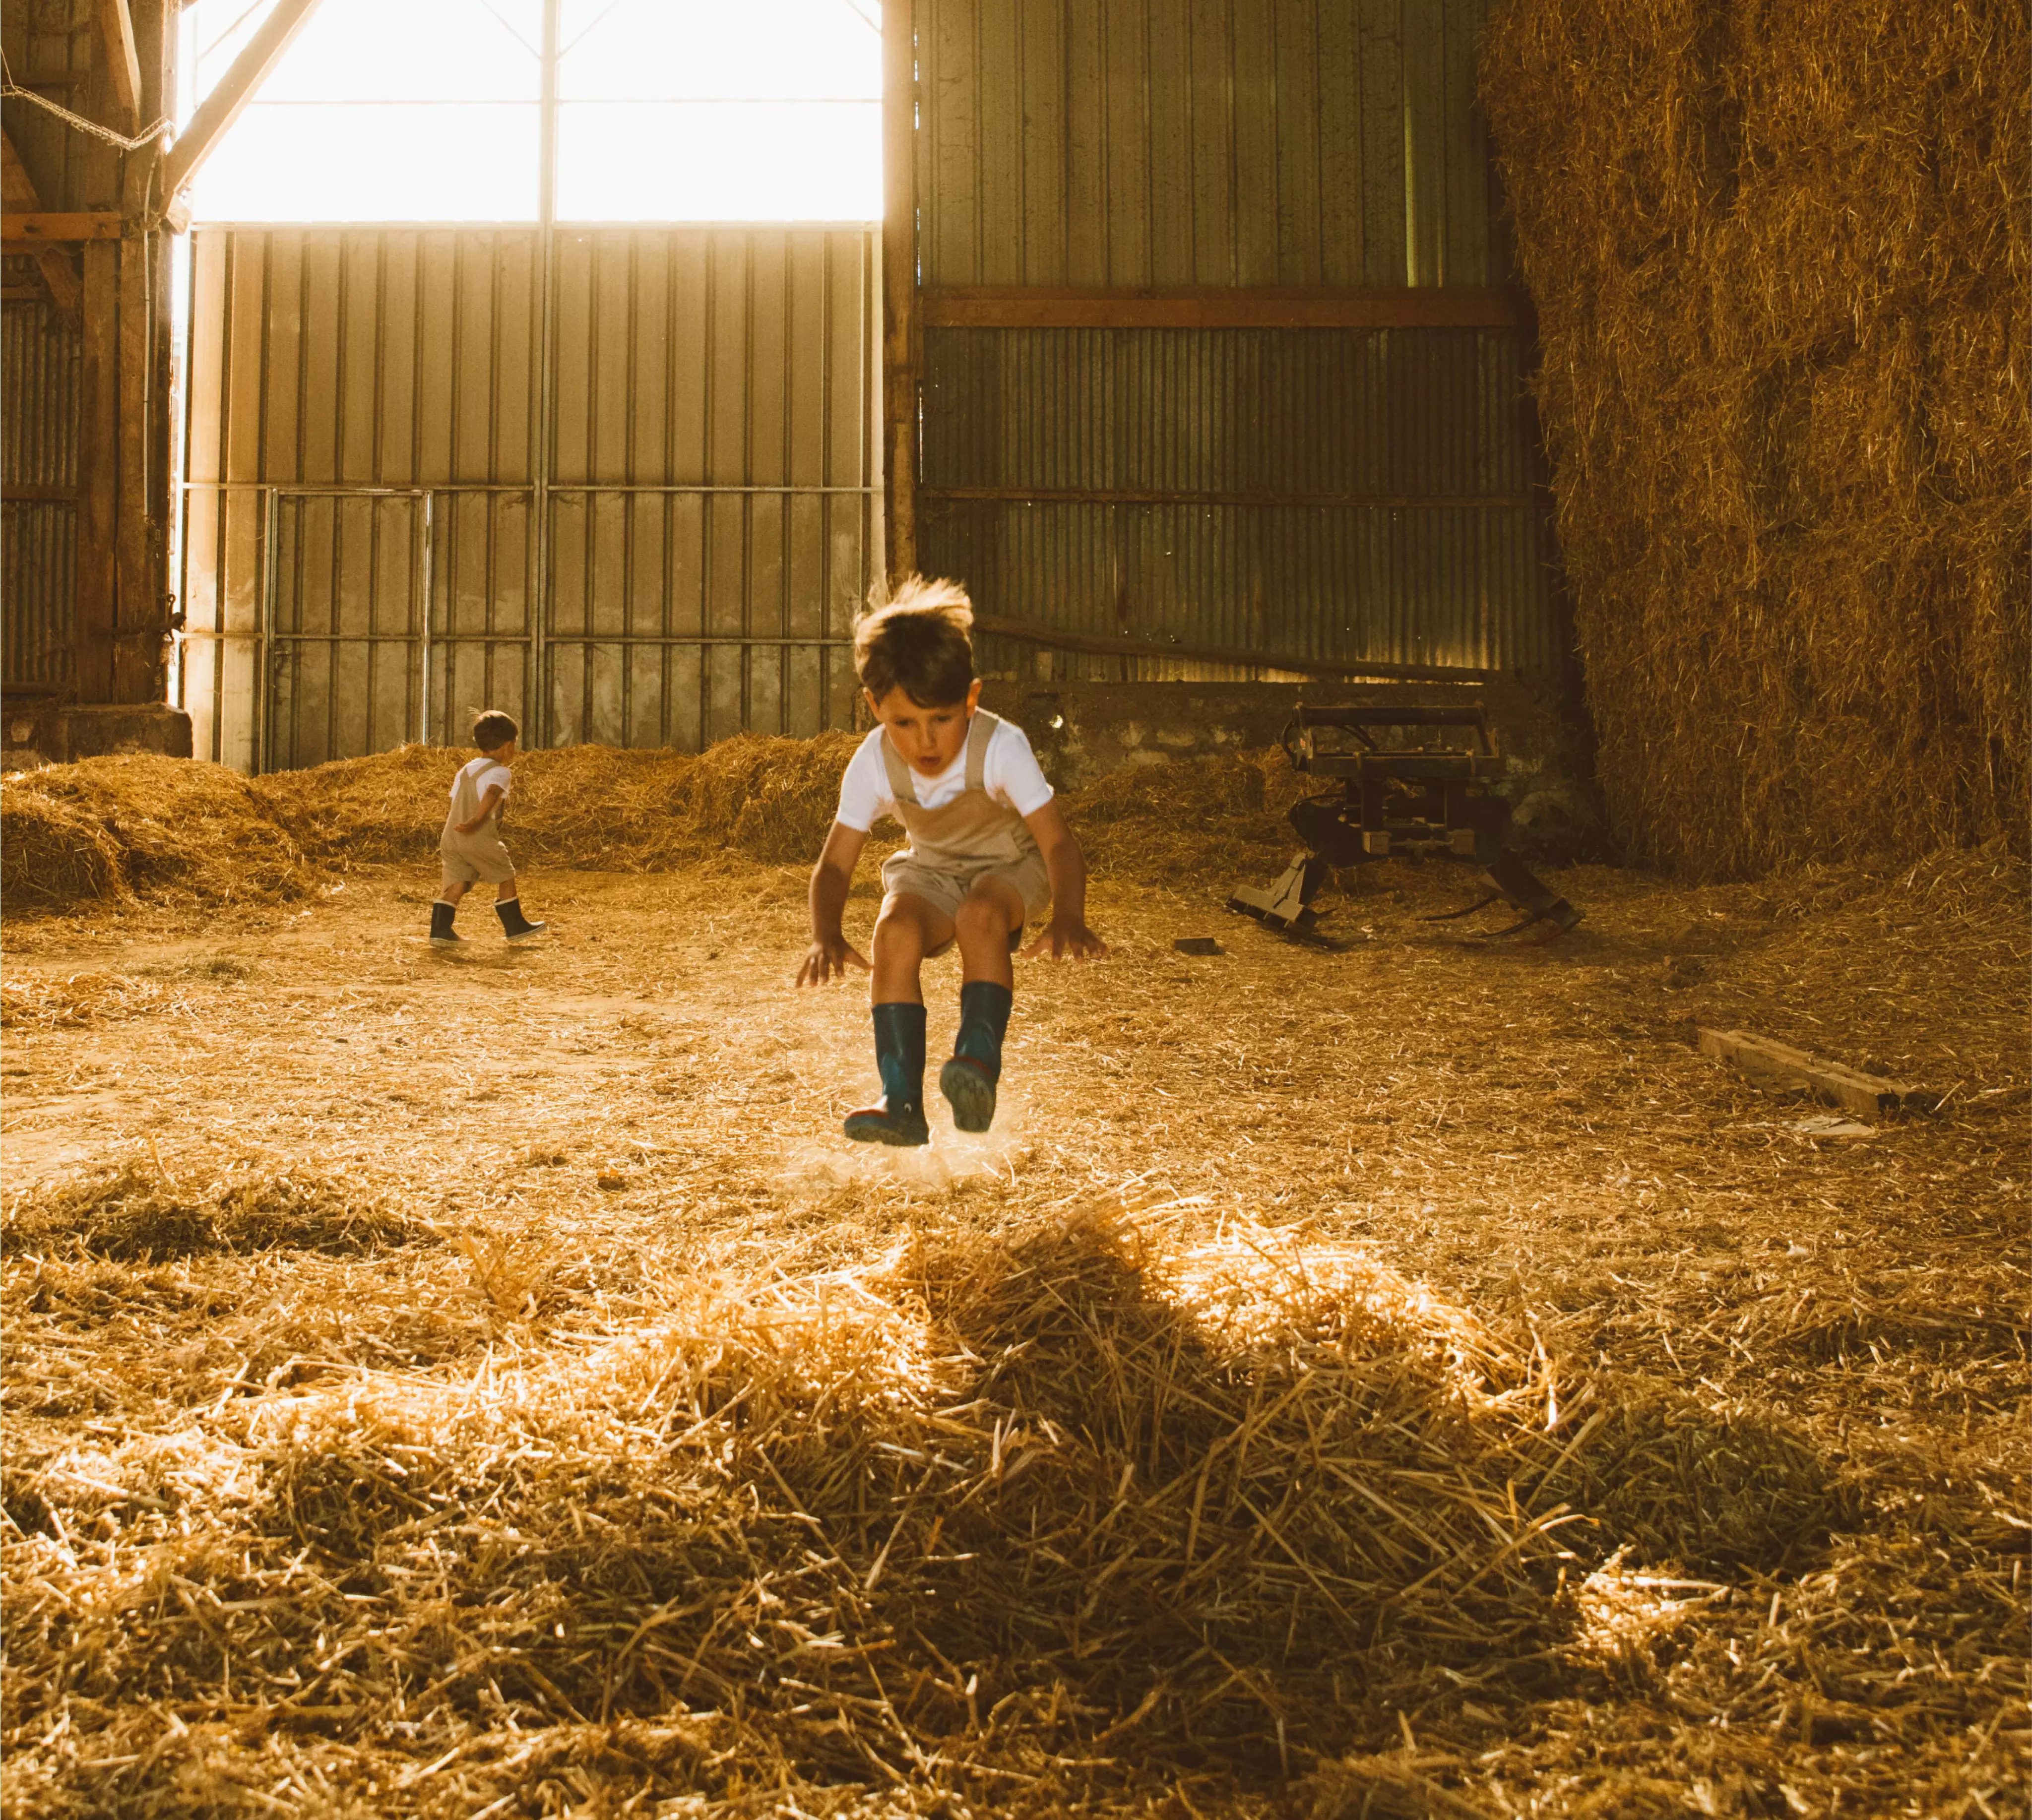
left=2, top=838, right=2027, bottom=1819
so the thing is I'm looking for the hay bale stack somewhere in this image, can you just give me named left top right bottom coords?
left=1481, top=0, right=2029, bottom=877
left=2, top=756, right=319, bottom=909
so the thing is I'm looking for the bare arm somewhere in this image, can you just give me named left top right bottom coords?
left=797, top=820, right=872, bottom=986
left=1020, top=798, right=1108, bottom=960
left=454, top=783, right=506, bottom=836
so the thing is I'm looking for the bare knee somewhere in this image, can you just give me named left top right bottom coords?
left=953, top=894, right=1010, bottom=942
left=872, top=903, right=928, bottom=961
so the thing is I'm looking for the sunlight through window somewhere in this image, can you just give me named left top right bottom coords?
left=180, top=0, right=882, bottom=223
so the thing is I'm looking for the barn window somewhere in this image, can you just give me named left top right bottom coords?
left=177, top=0, right=883, bottom=223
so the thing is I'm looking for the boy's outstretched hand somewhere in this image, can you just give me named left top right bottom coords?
left=797, top=937, right=871, bottom=987
left=1023, top=917, right=1109, bottom=961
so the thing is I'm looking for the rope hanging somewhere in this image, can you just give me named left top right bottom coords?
left=0, top=52, right=171, bottom=152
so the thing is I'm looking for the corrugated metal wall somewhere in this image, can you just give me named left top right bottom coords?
left=182, top=225, right=878, bottom=771
left=911, top=0, right=1561, bottom=681
left=1, top=300, right=80, bottom=689
left=917, top=0, right=1500, bottom=290
left=922, top=324, right=1544, bottom=669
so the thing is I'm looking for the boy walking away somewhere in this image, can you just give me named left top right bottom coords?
left=432, top=709, right=549, bottom=946
left=796, top=578, right=1107, bottom=1145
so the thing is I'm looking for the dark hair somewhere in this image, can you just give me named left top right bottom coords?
left=854, top=576, right=976, bottom=706
left=472, top=709, right=519, bottom=751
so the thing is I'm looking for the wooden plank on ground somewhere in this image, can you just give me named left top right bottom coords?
left=1696, top=1028, right=1935, bottom=1123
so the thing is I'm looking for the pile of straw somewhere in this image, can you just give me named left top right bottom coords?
left=3, top=1152, right=423, bottom=1260
left=0, top=1210, right=1582, bottom=1811
left=1, top=756, right=321, bottom=910
left=6, top=737, right=1306, bottom=913
left=1481, top=0, right=2030, bottom=877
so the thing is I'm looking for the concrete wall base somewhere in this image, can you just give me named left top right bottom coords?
left=1, top=699, right=195, bottom=770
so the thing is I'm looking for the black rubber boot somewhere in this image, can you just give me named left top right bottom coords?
left=429, top=900, right=463, bottom=946
left=845, top=1003, right=931, bottom=1146
left=940, top=980, right=1012, bottom=1133
left=496, top=897, right=549, bottom=942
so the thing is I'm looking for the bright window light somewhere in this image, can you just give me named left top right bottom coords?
left=191, top=103, right=541, bottom=221
left=556, top=102, right=879, bottom=221
left=181, top=0, right=883, bottom=224
left=557, top=0, right=880, bottom=101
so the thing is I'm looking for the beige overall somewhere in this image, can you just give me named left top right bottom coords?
left=440, top=765, right=517, bottom=885
left=879, top=709, right=1051, bottom=937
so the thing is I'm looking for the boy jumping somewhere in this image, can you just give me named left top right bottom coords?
left=797, top=578, right=1107, bottom=1145
left=431, top=709, right=549, bottom=946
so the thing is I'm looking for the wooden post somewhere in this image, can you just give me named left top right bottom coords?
left=111, top=159, right=157, bottom=701
left=880, top=0, right=918, bottom=584
left=145, top=0, right=177, bottom=674
left=75, top=242, right=120, bottom=700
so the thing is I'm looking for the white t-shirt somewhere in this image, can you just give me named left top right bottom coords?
left=447, top=756, right=511, bottom=826
left=834, top=717, right=1053, bottom=833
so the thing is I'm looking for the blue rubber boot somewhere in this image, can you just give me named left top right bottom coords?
left=845, top=1003, right=931, bottom=1146
left=497, top=898, right=550, bottom=941
left=940, top=980, right=1012, bottom=1133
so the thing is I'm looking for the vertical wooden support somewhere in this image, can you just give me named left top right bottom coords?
left=144, top=0, right=178, bottom=698
left=113, top=197, right=157, bottom=700
left=881, top=0, right=918, bottom=583
left=76, top=242, right=121, bottom=699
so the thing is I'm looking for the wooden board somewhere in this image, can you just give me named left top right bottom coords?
left=921, top=285, right=1530, bottom=328
left=1, top=212, right=123, bottom=246
left=1696, top=1028, right=1935, bottom=1123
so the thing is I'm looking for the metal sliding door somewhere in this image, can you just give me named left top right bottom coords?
left=179, top=225, right=880, bottom=772
left=895, top=0, right=1566, bottom=686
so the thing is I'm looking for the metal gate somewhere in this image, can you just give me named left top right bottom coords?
left=179, top=226, right=880, bottom=772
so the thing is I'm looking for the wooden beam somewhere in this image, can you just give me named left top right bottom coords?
left=969, top=612, right=1496, bottom=683
left=1, top=132, right=82, bottom=315
left=75, top=242, right=120, bottom=700
left=0, top=212, right=125, bottom=246
left=95, top=0, right=143, bottom=130
left=161, top=0, right=327, bottom=203
left=880, top=0, right=917, bottom=581
left=920, top=286, right=1534, bottom=330
left=924, top=485, right=1537, bottom=509
left=1696, top=1028, right=1936, bottom=1123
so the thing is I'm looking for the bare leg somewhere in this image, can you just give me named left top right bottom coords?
left=441, top=879, right=471, bottom=906
left=496, top=876, right=519, bottom=903
left=952, top=875, right=1026, bottom=988
left=869, top=892, right=955, bottom=1005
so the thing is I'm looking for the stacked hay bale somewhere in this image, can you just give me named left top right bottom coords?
left=1481, top=0, right=2028, bottom=877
